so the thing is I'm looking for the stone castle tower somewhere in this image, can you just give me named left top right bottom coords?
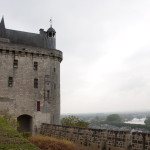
left=0, top=17, right=63, bottom=134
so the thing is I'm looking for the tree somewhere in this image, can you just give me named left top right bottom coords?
left=61, top=115, right=89, bottom=128
left=144, top=117, right=150, bottom=125
left=105, top=114, right=122, bottom=123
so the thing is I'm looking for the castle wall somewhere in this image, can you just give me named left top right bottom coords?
left=0, top=40, right=62, bottom=134
left=40, top=124, right=150, bottom=150
left=131, top=132, right=150, bottom=150
left=40, top=124, right=131, bottom=150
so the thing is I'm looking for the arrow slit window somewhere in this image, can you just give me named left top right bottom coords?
left=8, top=77, right=13, bottom=87
left=34, top=78, right=38, bottom=88
left=37, top=101, right=40, bottom=111
left=34, top=62, right=38, bottom=70
left=13, top=60, right=18, bottom=68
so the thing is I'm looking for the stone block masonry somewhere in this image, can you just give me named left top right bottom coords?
left=40, top=124, right=131, bottom=150
left=40, top=123, right=150, bottom=150
left=0, top=18, right=63, bottom=134
left=0, top=44, right=62, bottom=134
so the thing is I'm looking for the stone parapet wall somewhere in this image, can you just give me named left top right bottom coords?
left=0, top=42, right=63, bottom=62
left=40, top=124, right=131, bottom=150
left=132, top=132, right=150, bottom=150
left=40, top=124, right=150, bottom=150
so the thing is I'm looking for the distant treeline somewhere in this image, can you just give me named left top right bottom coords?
left=91, top=120, right=150, bottom=131
left=90, top=113, right=150, bottom=131
left=106, top=121, right=150, bottom=131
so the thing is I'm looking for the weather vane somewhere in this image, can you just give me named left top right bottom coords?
left=50, top=18, right=52, bottom=27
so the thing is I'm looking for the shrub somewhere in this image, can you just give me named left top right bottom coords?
left=28, top=135, right=83, bottom=150
left=105, top=114, right=122, bottom=123
left=0, top=109, right=19, bottom=129
left=61, top=115, right=89, bottom=128
left=22, top=132, right=31, bottom=138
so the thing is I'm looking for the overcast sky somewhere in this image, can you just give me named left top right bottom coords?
left=1, top=0, right=150, bottom=114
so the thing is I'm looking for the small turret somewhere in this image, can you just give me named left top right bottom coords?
left=46, top=19, right=56, bottom=49
left=47, top=26, right=56, bottom=37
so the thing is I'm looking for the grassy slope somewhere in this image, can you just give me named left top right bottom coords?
left=0, top=116, right=40, bottom=150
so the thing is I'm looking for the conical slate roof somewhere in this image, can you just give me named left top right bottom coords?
left=47, top=26, right=56, bottom=33
left=0, top=17, right=6, bottom=37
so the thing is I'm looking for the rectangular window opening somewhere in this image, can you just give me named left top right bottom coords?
left=37, top=101, right=40, bottom=111
left=34, top=62, right=38, bottom=70
left=54, top=68, right=56, bottom=72
left=34, top=78, right=38, bottom=88
left=47, top=90, right=49, bottom=98
left=54, top=84, right=56, bottom=89
left=8, top=77, right=13, bottom=87
left=13, top=59, right=18, bottom=68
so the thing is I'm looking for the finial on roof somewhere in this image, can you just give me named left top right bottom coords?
left=50, top=18, right=52, bottom=27
left=47, top=17, right=56, bottom=34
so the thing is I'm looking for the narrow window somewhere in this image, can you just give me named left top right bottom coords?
left=34, top=62, right=38, bottom=70
left=34, top=78, right=38, bottom=88
left=13, top=60, right=18, bottom=68
left=37, top=101, right=40, bottom=111
left=54, top=84, right=56, bottom=89
left=47, top=90, right=49, bottom=98
left=49, top=32, right=52, bottom=37
left=54, top=68, right=56, bottom=72
left=8, top=77, right=13, bottom=87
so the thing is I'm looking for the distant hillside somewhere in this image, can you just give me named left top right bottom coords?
left=0, top=116, right=40, bottom=150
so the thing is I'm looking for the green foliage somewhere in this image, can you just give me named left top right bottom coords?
left=0, top=116, right=40, bottom=150
left=61, top=115, right=89, bottom=128
left=0, top=109, right=19, bottom=128
left=108, top=121, right=150, bottom=131
left=144, top=116, right=150, bottom=125
left=90, top=119, right=103, bottom=126
left=90, top=118, right=150, bottom=131
left=76, top=120, right=89, bottom=128
left=105, top=114, right=122, bottom=123
left=22, top=132, right=31, bottom=138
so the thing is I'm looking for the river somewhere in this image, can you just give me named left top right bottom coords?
left=124, top=118, right=146, bottom=125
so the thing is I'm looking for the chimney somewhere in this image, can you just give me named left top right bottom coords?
left=39, top=29, right=45, bottom=35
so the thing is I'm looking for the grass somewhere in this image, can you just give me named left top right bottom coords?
left=0, top=116, right=40, bottom=150
left=0, top=115, right=82, bottom=150
left=28, top=135, right=83, bottom=150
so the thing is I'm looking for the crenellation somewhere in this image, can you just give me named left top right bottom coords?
left=0, top=48, right=62, bottom=61
left=0, top=39, right=62, bottom=54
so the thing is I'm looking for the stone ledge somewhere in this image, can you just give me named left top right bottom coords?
left=0, top=38, right=10, bottom=43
